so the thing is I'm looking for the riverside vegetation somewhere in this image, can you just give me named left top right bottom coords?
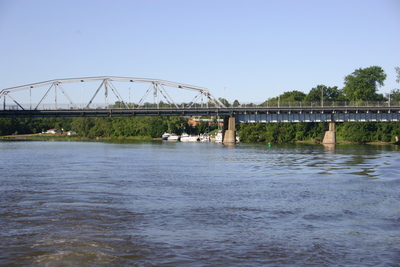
left=1, top=116, right=400, bottom=144
left=1, top=66, right=400, bottom=143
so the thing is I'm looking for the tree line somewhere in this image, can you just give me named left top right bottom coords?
left=235, top=66, right=400, bottom=143
left=0, top=116, right=219, bottom=139
left=1, top=66, right=400, bottom=143
left=222, top=66, right=400, bottom=107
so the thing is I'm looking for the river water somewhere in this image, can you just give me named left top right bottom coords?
left=0, top=140, right=399, bottom=266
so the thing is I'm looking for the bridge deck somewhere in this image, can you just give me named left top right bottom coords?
left=1, top=106, right=400, bottom=122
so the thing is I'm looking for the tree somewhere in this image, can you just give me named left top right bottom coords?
left=386, top=67, right=400, bottom=102
left=263, top=90, right=306, bottom=105
left=304, top=85, right=345, bottom=102
left=218, top=98, right=230, bottom=107
left=279, top=90, right=306, bottom=102
left=343, top=66, right=387, bottom=101
left=148, top=117, right=166, bottom=138
left=232, top=99, right=240, bottom=107
left=387, top=89, right=400, bottom=101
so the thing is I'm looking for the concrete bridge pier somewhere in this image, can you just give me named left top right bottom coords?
left=223, top=116, right=236, bottom=144
left=322, top=122, right=336, bottom=144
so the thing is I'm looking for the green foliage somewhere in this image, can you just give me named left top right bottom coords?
left=232, top=100, right=240, bottom=107
left=266, top=90, right=306, bottom=103
left=219, top=98, right=230, bottom=107
left=1, top=116, right=400, bottom=144
left=343, top=66, right=387, bottom=101
left=238, top=121, right=400, bottom=144
left=304, top=85, right=345, bottom=102
left=148, top=117, right=166, bottom=138
left=238, top=122, right=324, bottom=142
left=165, top=116, right=186, bottom=134
left=336, top=122, right=398, bottom=143
left=0, top=118, right=12, bottom=135
left=387, top=89, right=400, bottom=101
left=239, top=123, right=266, bottom=142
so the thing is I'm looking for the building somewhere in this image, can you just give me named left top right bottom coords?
left=44, top=128, right=61, bottom=134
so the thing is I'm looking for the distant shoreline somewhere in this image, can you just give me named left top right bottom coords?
left=1, top=134, right=398, bottom=145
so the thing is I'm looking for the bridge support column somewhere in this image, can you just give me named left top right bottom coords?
left=223, top=116, right=236, bottom=144
left=322, top=122, right=336, bottom=144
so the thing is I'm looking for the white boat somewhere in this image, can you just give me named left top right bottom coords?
left=199, top=133, right=210, bottom=142
left=167, top=133, right=180, bottom=141
left=214, top=131, right=240, bottom=143
left=162, top=132, right=170, bottom=140
left=180, top=133, right=199, bottom=142
left=215, top=130, right=223, bottom=143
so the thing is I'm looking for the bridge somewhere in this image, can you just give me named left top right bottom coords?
left=1, top=76, right=400, bottom=144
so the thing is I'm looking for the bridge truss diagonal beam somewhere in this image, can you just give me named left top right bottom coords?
left=0, top=76, right=226, bottom=110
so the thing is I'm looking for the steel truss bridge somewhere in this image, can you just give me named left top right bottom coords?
left=1, top=76, right=400, bottom=123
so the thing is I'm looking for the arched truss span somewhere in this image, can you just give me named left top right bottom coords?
left=0, top=76, right=226, bottom=110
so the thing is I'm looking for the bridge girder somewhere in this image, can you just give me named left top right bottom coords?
left=0, top=76, right=226, bottom=109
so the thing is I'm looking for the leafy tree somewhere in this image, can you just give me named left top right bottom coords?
left=343, top=66, right=387, bottom=101
left=387, top=89, right=400, bottom=101
left=0, top=118, right=12, bottom=135
left=165, top=116, right=186, bottom=134
left=71, top=117, right=97, bottom=138
left=238, top=123, right=266, bottom=142
left=304, top=85, right=345, bottom=102
left=278, top=90, right=306, bottom=102
left=148, top=117, right=166, bottom=138
left=232, top=100, right=240, bottom=107
left=388, top=67, right=400, bottom=102
left=336, top=122, right=377, bottom=143
left=219, top=98, right=230, bottom=107
left=262, top=90, right=306, bottom=106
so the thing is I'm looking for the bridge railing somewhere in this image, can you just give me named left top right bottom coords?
left=2, top=101, right=400, bottom=111
left=1, top=102, right=223, bottom=110
left=236, top=101, right=400, bottom=108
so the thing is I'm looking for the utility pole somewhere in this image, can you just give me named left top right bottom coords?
left=321, top=86, right=324, bottom=107
left=278, top=85, right=280, bottom=108
left=82, top=86, right=84, bottom=109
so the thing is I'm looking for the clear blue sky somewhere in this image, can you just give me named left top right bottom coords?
left=1, top=0, right=399, bottom=103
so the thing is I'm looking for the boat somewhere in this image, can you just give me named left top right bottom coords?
left=199, top=133, right=210, bottom=142
left=167, top=133, right=180, bottom=141
left=180, top=133, right=199, bottom=142
left=214, top=130, right=240, bottom=143
left=162, top=132, right=170, bottom=140
left=215, top=130, right=223, bottom=143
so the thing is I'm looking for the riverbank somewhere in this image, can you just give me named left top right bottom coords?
left=0, top=134, right=154, bottom=141
left=1, top=134, right=398, bottom=145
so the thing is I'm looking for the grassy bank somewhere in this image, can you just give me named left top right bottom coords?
left=0, top=134, right=154, bottom=141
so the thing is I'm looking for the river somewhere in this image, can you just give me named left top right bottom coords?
left=1, top=140, right=399, bottom=266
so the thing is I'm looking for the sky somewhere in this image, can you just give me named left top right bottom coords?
left=0, top=0, right=399, bottom=104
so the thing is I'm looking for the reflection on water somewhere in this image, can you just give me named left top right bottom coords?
left=322, top=143, right=335, bottom=154
left=0, top=140, right=399, bottom=266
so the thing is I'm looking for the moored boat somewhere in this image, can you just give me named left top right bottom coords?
left=199, top=133, right=210, bottom=142
left=162, top=132, right=170, bottom=140
left=215, top=130, right=223, bottom=143
left=167, top=133, right=180, bottom=141
left=214, top=130, right=240, bottom=143
left=181, top=133, right=199, bottom=142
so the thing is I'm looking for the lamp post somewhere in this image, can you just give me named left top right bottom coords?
left=321, top=87, right=324, bottom=107
left=278, top=85, right=280, bottom=108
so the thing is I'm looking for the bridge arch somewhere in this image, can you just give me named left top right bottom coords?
left=0, top=76, right=226, bottom=110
